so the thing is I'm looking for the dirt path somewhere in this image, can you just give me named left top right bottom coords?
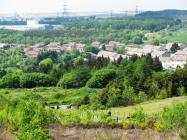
left=49, top=124, right=181, bottom=140
left=0, top=128, right=15, bottom=140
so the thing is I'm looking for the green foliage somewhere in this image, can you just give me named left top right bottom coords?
left=157, top=103, right=187, bottom=130
left=57, top=67, right=91, bottom=88
left=132, top=36, right=143, bottom=44
left=20, top=73, right=55, bottom=88
left=87, top=69, right=116, bottom=88
left=0, top=73, right=20, bottom=88
left=37, top=51, right=58, bottom=63
left=84, top=45, right=100, bottom=54
left=39, top=58, right=53, bottom=73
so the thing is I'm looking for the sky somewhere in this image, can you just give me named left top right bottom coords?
left=0, top=0, right=187, bottom=14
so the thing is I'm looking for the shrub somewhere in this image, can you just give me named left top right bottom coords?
left=177, top=86, right=186, bottom=96
left=0, top=73, right=20, bottom=88
left=125, top=107, right=147, bottom=129
left=57, top=67, right=91, bottom=88
left=157, top=103, right=187, bottom=130
left=20, top=73, right=55, bottom=88
left=87, top=69, right=116, bottom=88
left=39, top=58, right=53, bottom=73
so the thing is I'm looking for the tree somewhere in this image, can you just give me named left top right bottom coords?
left=87, top=69, right=116, bottom=88
left=57, top=67, right=91, bottom=88
left=152, top=39, right=160, bottom=46
left=20, top=73, right=55, bottom=88
left=39, top=58, right=53, bottom=73
left=0, top=73, right=20, bottom=88
left=170, top=43, right=180, bottom=53
left=37, top=51, right=58, bottom=63
left=84, top=45, right=100, bottom=54
left=152, top=57, right=163, bottom=71
left=132, top=37, right=143, bottom=44
left=0, top=69, right=6, bottom=78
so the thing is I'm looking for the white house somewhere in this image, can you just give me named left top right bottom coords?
left=97, top=50, right=121, bottom=62
left=126, top=47, right=143, bottom=56
left=159, top=50, right=187, bottom=70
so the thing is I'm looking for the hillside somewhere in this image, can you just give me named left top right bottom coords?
left=137, top=10, right=187, bottom=20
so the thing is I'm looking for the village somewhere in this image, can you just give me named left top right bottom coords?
left=20, top=40, right=187, bottom=70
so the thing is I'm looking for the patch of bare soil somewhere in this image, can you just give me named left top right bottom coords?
left=49, top=124, right=181, bottom=140
left=0, top=128, right=15, bottom=140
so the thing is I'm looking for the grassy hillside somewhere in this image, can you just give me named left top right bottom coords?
left=137, top=10, right=187, bottom=20
left=165, top=27, right=187, bottom=44
left=0, top=87, right=98, bottom=105
left=109, top=96, right=187, bottom=118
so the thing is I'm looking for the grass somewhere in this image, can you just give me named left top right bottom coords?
left=144, top=25, right=187, bottom=45
left=1, top=87, right=187, bottom=120
left=109, top=96, right=187, bottom=118
left=0, top=87, right=99, bottom=105
left=165, top=27, right=187, bottom=44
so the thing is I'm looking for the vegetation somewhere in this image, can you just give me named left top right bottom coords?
left=0, top=16, right=187, bottom=139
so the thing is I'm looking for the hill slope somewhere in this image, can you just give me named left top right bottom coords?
left=137, top=10, right=187, bottom=20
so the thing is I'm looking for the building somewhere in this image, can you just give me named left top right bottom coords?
left=126, top=47, right=143, bottom=56
left=159, top=50, right=187, bottom=70
left=46, top=42, right=64, bottom=53
left=97, top=50, right=121, bottom=62
left=75, top=43, right=86, bottom=52
left=151, top=50, right=165, bottom=58
left=91, top=41, right=101, bottom=48
left=27, top=19, right=53, bottom=30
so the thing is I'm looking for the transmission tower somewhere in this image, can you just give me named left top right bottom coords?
left=61, top=0, right=68, bottom=16
left=135, top=5, right=139, bottom=15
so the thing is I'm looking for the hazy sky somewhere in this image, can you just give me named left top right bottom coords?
left=0, top=0, right=187, bottom=14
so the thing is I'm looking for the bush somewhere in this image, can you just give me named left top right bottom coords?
left=20, top=73, right=55, bottom=88
left=87, top=69, right=116, bottom=88
left=0, top=73, right=20, bottom=88
left=57, top=67, right=91, bottom=88
left=39, top=58, right=53, bottom=73
left=157, top=103, right=187, bottom=130
left=123, top=107, right=147, bottom=129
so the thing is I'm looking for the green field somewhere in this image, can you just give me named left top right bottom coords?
left=109, top=96, right=187, bottom=118
left=0, top=87, right=99, bottom=105
left=166, top=28, right=187, bottom=44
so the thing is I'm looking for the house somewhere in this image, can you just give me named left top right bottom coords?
left=24, top=44, right=44, bottom=57
left=178, top=43, right=186, bottom=50
left=126, top=47, right=143, bottom=56
left=159, top=57, right=173, bottom=70
left=25, top=50, right=40, bottom=57
left=171, top=50, right=187, bottom=68
left=166, top=43, right=173, bottom=51
left=62, top=42, right=85, bottom=52
left=91, top=41, right=101, bottom=48
left=108, top=41, right=124, bottom=47
left=63, top=42, right=76, bottom=51
left=159, top=50, right=187, bottom=70
left=151, top=50, right=165, bottom=58
left=75, top=43, right=86, bottom=52
left=97, top=50, right=121, bottom=62
left=143, top=45, right=165, bottom=51
left=165, top=42, right=184, bottom=51
left=46, top=42, right=64, bottom=53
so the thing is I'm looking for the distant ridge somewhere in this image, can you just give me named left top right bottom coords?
left=136, top=10, right=187, bottom=20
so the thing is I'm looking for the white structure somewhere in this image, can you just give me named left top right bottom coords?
left=97, top=50, right=122, bottom=62
left=160, top=50, right=187, bottom=70
left=27, top=19, right=51, bottom=30
left=126, top=47, right=143, bottom=56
